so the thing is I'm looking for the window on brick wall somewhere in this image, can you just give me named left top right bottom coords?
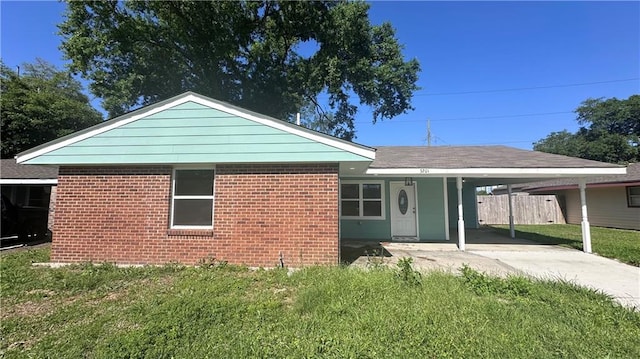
left=171, top=169, right=215, bottom=228
left=340, top=180, right=385, bottom=219
left=628, top=186, right=640, bottom=207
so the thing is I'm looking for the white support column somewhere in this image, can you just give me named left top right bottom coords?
left=507, top=184, right=515, bottom=239
left=443, top=177, right=450, bottom=240
left=578, top=178, right=592, bottom=253
left=456, top=177, right=465, bottom=251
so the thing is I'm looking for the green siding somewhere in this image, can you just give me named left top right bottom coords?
left=26, top=101, right=371, bottom=165
left=416, top=178, right=447, bottom=240
left=340, top=178, right=392, bottom=241
left=340, top=178, right=448, bottom=241
left=447, top=180, right=479, bottom=229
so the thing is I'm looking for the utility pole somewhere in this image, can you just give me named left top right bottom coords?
left=426, top=118, right=432, bottom=146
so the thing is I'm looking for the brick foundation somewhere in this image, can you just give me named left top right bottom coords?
left=51, top=164, right=339, bottom=266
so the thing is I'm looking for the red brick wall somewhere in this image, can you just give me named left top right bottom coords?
left=51, top=164, right=339, bottom=266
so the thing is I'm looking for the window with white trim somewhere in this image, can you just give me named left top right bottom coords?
left=171, top=169, right=215, bottom=228
left=627, top=186, right=640, bottom=207
left=340, top=181, right=385, bottom=219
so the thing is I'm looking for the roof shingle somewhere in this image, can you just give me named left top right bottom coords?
left=519, top=163, right=640, bottom=191
left=0, top=159, right=58, bottom=179
left=371, top=146, right=623, bottom=169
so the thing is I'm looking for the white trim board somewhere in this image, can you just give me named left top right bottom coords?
left=0, top=179, right=58, bottom=185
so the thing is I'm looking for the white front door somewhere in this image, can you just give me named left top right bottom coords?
left=390, top=182, right=417, bottom=239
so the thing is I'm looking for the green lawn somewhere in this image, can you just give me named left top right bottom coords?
left=1, top=248, right=639, bottom=358
left=491, top=224, right=640, bottom=266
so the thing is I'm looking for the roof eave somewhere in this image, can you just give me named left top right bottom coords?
left=527, top=180, right=640, bottom=192
left=365, top=167, right=627, bottom=177
left=0, top=179, right=58, bottom=185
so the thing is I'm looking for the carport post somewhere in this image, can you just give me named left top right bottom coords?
left=578, top=178, right=592, bottom=253
left=456, top=177, right=465, bottom=251
left=507, top=184, right=515, bottom=239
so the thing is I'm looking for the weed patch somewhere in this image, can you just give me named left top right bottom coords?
left=460, top=264, right=531, bottom=297
left=395, top=257, right=422, bottom=286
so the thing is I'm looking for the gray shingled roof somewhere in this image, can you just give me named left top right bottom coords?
left=0, top=159, right=58, bottom=179
left=519, top=162, right=640, bottom=191
left=371, top=146, right=623, bottom=169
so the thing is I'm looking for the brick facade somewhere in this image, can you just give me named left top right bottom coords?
left=51, top=164, right=339, bottom=266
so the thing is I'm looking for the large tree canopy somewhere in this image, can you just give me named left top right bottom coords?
left=0, top=59, right=103, bottom=158
left=533, top=95, right=640, bottom=164
left=59, top=0, right=420, bottom=140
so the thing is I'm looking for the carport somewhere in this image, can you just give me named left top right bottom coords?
left=366, top=146, right=627, bottom=253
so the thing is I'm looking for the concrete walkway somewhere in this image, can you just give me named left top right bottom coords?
left=376, top=241, right=640, bottom=310
left=473, top=249, right=640, bottom=310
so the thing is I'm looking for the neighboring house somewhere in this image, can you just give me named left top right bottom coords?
left=510, top=163, right=640, bottom=230
left=15, top=92, right=626, bottom=266
left=0, top=159, right=58, bottom=239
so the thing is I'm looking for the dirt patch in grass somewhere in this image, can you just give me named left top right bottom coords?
left=2, top=299, right=54, bottom=319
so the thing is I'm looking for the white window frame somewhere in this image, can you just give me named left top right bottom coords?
left=627, top=186, right=640, bottom=208
left=340, top=180, right=386, bottom=220
left=170, top=167, right=215, bottom=229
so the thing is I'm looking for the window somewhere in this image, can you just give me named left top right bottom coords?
left=171, top=169, right=215, bottom=228
left=628, top=186, right=640, bottom=207
left=340, top=181, right=384, bottom=219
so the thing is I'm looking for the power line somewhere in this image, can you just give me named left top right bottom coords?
left=414, top=78, right=639, bottom=97
left=431, top=111, right=572, bottom=122
left=354, top=110, right=573, bottom=124
left=318, top=77, right=638, bottom=100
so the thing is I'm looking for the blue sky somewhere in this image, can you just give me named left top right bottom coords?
left=2, top=1, right=638, bottom=149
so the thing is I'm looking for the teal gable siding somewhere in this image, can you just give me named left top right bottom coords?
left=25, top=102, right=371, bottom=165
left=340, top=178, right=448, bottom=241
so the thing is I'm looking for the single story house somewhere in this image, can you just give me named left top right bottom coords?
left=507, top=163, right=639, bottom=230
left=0, top=159, right=58, bottom=240
left=16, top=92, right=626, bottom=266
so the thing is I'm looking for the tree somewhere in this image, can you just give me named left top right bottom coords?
left=534, top=95, right=640, bottom=164
left=58, top=0, right=420, bottom=141
left=1, top=59, right=103, bottom=158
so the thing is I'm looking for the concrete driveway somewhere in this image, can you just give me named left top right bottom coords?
left=373, top=240, right=640, bottom=310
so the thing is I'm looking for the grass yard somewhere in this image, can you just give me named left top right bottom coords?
left=491, top=224, right=640, bottom=266
left=2, top=248, right=639, bottom=358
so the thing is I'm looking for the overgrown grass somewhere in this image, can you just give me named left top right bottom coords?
left=1, top=248, right=639, bottom=358
left=492, top=224, right=640, bottom=266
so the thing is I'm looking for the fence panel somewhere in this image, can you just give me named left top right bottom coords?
left=477, top=194, right=565, bottom=225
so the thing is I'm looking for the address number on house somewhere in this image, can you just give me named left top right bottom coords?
left=419, top=168, right=429, bottom=174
